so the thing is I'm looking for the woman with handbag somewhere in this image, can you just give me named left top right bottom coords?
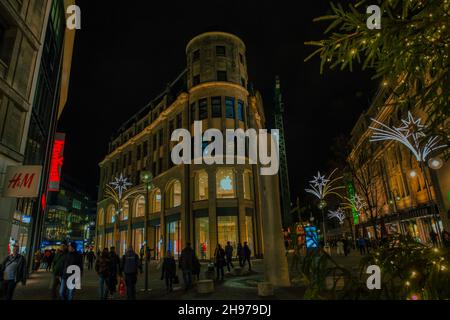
left=161, top=251, right=176, bottom=293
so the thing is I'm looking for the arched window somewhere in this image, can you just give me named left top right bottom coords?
left=106, top=205, right=116, bottom=224
left=194, top=170, right=208, bottom=201
left=151, top=189, right=162, bottom=213
left=121, top=201, right=129, bottom=221
left=243, top=170, right=253, bottom=200
left=98, top=208, right=105, bottom=226
left=166, top=180, right=182, bottom=208
left=216, top=168, right=236, bottom=199
left=134, top=196, right=145, bottom=217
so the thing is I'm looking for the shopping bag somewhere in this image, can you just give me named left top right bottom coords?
left=119, top=278, right=126, bottom=297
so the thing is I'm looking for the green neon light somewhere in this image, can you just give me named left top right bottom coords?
left=347, top=182, right=359, bottom=224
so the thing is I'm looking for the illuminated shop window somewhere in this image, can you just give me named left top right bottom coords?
left=106, top=205, right=115, bottom=224
left=151, top=189, right=162, bottom=213
left=195, top=217, right=210, bottom=259
left=166, top=220, right=181, bottom=258
left=217, top=216, right=238, bottom=249
left=166, top=180, right=182, bottom=208
left=121, top=201, right=129, bottom=221
left=194, top=170, right=208, bottom=201
left=97, top=234, right=104, bottom=250
left=135, top=196, right=145, bottom=217
left=106, top=233, right=113, bottom=249
left=243, top=170, right=253, bottom=200
left=133, top=228, right=144, bottom=254
left=216, top=168, right=236, bottom=199
left=119, top=230, right=128, bottom=255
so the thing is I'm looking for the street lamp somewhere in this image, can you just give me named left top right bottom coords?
left=140, top=171, right=153, bottom=292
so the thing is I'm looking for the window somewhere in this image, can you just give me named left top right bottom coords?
left=121, top=201, right=129, bottom=221
left=217, top=216, right=238, bottom=249
left=158, top=129, right=163, bottom=146
left=98, top=209, right=105, bottom=226
left=106, top=233, right=114, bottom=249
left=216, top=46, right=226, bottom=56
left=133, top=228, right=144, bottom=255
left=243, top=171, right=253, bottom=200
left=217, top=71, right=227, bottom=81
left=194, top=170, right=208, bottom=201
left=190, top=103, right=196, bottom=123
left=106, top=205, right=116, bottom=224
left=192, top=49, right=200, bottom=62
left=137, top=145, right=142, bottom=160
left=193, top=75, right=200, bottom=86
left=143, top=141, right=148, bottom=157
left=151, top=189, right=162, bottom=213
left=166, top=180, right=182, bottom=208
left=153, top=134, right=157, bottom=149
left=211, top=97, right=222, bottom=118
left=225, top=97, right=235, bottom=119
left=216, top=168, right=236, bottom=198
left=166, top=220, right=181, bottom=258
left=134, top=196, right=145, bottom=217
left=199, top=98, right=208, bottom=120
left=237, top=100, right=245, bottom=122
left=195, top=217, right=210, bottom=259
left=119, top=230, right=128, bottom=255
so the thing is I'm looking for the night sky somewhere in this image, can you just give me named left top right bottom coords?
left=58, top=0, right=378, bottom=202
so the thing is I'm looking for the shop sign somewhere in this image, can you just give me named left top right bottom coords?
left=3, top=166, right=42, bottom=198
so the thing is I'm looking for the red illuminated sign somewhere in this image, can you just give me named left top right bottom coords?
left=48, top=133, right=66, bottom=192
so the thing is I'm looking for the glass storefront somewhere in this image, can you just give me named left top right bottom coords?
left=97, top=234, right=104, bottom=250
left=106, top=233, right=113, bottom=249
left=195, top=170, right=208, bottom=201
left=216, top=168, right=236, bottom=199
left=195, top=217, right=210, bottom=260
left=119, top=230, right=128, bottom=255
left=217, top=216, right=238, bottom=250
left=133, top=228, right=144, bottom=254
left=166, top=220, right=181, bottom=258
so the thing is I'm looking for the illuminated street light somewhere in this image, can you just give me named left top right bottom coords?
left=428, top=157, right=444, bottom=170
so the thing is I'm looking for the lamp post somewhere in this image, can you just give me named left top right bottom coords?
left=140, top=171, right=153, bottom=292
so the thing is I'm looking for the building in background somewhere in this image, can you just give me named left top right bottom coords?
left=348, top=87, right=450, bottom=243
left=0, top=0, right=75, bottom=263
left=96, top=32, right=280, bottom=259
left=42, top=176, right=96, bottom=251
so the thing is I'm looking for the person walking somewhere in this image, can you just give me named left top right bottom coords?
left=192, top=255, right=201, bottom=282
left=342, top=238, right=349, bottom=257
left=50, top=244, right=67, bottom=300
left=95, top=248, right=111, bottom=300
left=60, top=242, right=83, bottom=300
left=179, top=242, right=195, bottom=291
left=121, top=246, right=142, bottom=300
left=224, top=241, right=234, bottom=272
left=86, top=249, right=96, bottom=270
left=430, top=230, right=438, bottom=247
left=0, top=244, right=27, bottom=300
left=108, top=247, right=121, bottom=298
left=214, top=244, right=226, bottom=281
left=237, top=242, right=243, bottom=267
left=358, top=237, right=366, bottom=255
left=242, top=242, right=252, bottom=271
left=442, top=231, right=450, bottom=248
left=160, top=251, right=176, bottom=293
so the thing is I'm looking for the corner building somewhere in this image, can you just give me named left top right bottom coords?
left=96, top=32, right=278, bottom=260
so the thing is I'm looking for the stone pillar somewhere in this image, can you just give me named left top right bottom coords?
left=260, top=173, right=290, bottom=287
left=160, top=192, right=166, bottom=257
left=236, top=167, right=247, bottom=246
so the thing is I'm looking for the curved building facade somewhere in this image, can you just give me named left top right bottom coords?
left=96, top=32, right=276, bottom=260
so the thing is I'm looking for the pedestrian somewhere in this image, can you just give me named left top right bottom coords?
left=33, top=250, right=41, bottom=271
left=442, top=231, right=450, bottom=248
left=108, top=246, right=121, bottom=298
left=214, top=244, right=226, bottom=281
left=237, top=242, right=243, bottom=267
left=224, top=241, right=234, bottom=272
left=50, top=244, right=67, bottom=300
left=95, top=248, right=111, bottom=300
left=160, top=251, right=176, bottom=293
left=140, top=245, right=145, bottom=262
left=358, top=237, right=366, bottom=255
left=60, top=242, right=83, bottom=300
left=179, top=242, right=195, bottom=291
left=192, top=255, right=201, bottom=282
left=342, top=238, right=349, bottom=257
left=430, top=230, right=438, bottom=246
left=0, top=244, right=27, bottom=300
left=336, top=239, right=344, bottom=256
left=86, top=249, right=96, bottom=270
left=242, top=242, right=252, bottom=271
left=121, top=246, right=142, bottom=300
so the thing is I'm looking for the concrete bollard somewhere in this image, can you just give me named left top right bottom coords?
left=257, top=282, right=274, bottom=297
left=197, top=280, right=214, bottom=294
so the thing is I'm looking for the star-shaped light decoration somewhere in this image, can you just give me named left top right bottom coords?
left=396, top=111, right=426, bottom=142
left=328, top=208, right=346, bottom=224
left=305, top=168, right=344, bottom=202
left=310, top=171, right=329, bottom=189
left=352, top=194, right=367, bottom=213
left=110, top=174, right=132, bottom=200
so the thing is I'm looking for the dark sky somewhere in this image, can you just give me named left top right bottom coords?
left=58, top=0, right=377, bottom=202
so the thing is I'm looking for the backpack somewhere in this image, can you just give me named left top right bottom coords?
left=123, top=253, right=139, bottom=274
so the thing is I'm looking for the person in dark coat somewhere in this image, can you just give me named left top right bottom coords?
left=95, top=248, right=111, bottom=300
left=179, top=242, right=196, bottom=290
left=237, top=242, right=243, bottom=267
left=192, top=255, right=201, bottom=281
left=442, top=231, right=450, bottom=249
left=60, top=242, right=83, bottom=300
left=160, top=251, right=176, bottom=292
left=108, top=247, right=121, bottom=298
left=224, top=241, right=234, bottom=272
left=242, top=242, right=252, bottom=271
left=86, top=249, right=96, bottom=270
left=121, top=246, right=142, bottom=300
left=214, top=244, right=226, bottom=281
left=0, top=244, right=27, bottom=300
left=51, top=244, right=67, bottom=300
